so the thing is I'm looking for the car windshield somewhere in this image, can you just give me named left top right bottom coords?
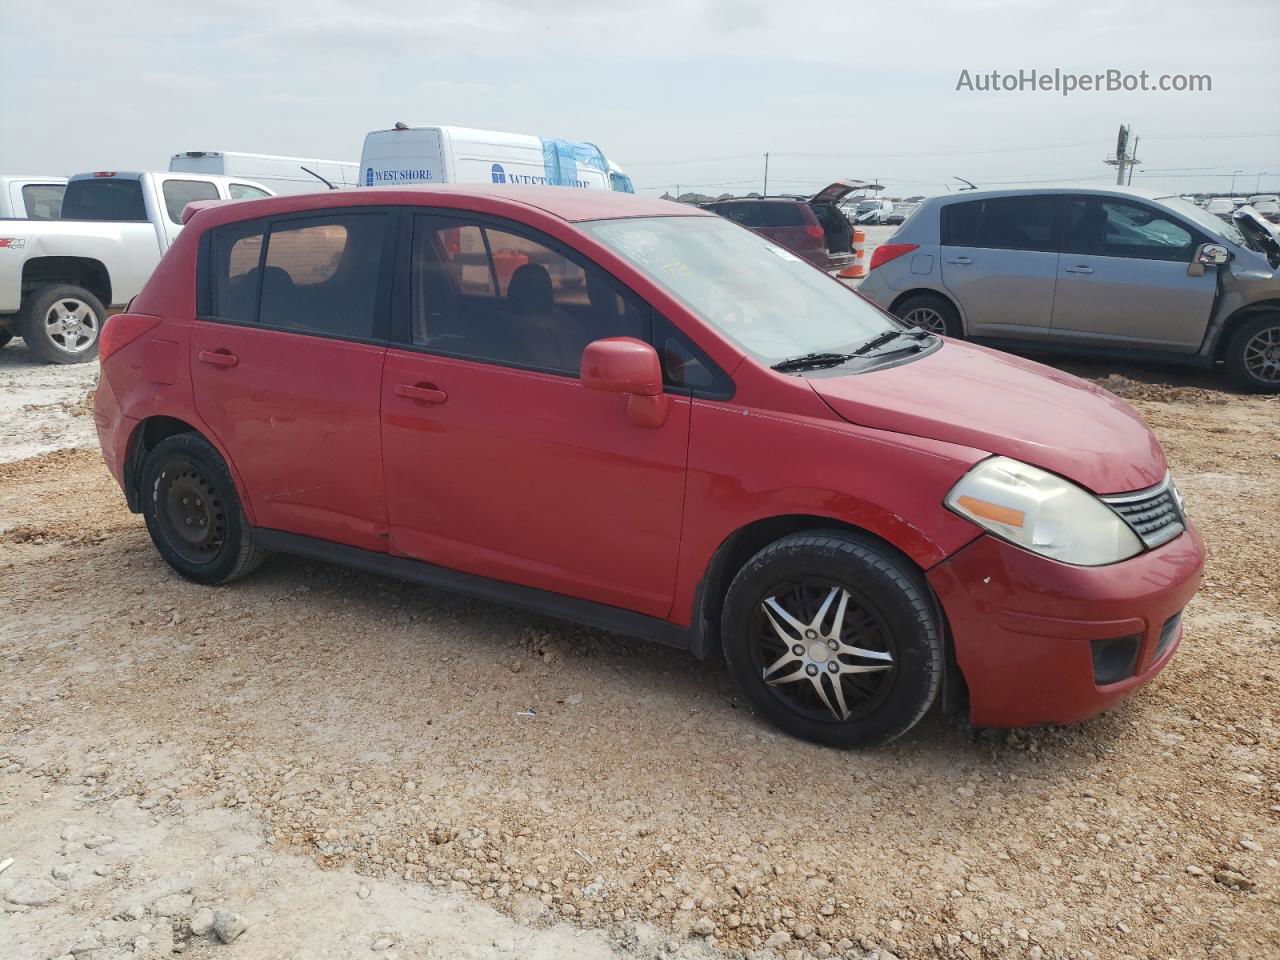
left=579, top=216, right=897, bottom=363
left=1159, top=195, right=1245, bottom=246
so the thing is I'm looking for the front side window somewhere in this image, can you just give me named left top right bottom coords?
left=22, top=183, right=64, bottom=219
left=1064, top=197, right=1196, bottom=261
left=578, top=215, right=897, bottom=365
left=942, top=196, right=1058, bottom=252
left=410, top=215, right=648, bottom=374
left=162, top=179, right=220, bottom=224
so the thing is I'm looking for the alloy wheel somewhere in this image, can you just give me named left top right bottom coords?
left=752, top=580, right=896, bottom=723
left=901, top=306, right=947, bottom=335
left=43, top=298, right=99, bottom=354
left=1243, top=325, right=1280, bottom=384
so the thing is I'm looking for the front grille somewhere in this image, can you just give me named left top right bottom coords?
left=1102, top=477, right=1186, bottom=549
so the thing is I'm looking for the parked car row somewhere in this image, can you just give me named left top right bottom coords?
left=94, top=183, right=1205, bottom=748
left=857, top=186, right=1280, bottom=392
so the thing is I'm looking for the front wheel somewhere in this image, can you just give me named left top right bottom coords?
left=141, top=433, right=269, bottom=585
left=1224, top=314, right=1280, bottom=393
left=721, top=531, right=942, bottom=748
left=18, top=284, right=106, bottom=364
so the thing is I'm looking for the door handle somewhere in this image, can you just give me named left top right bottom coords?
left=396, top=383, right=448, bottom=405
left=1064, top=265, right=1095, bottom=275
left=946, top=256, right=972, bottom=265
left=197, top=349, right=238, bottom=368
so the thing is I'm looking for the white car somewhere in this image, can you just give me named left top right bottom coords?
left=0, top=175, right=67, bottom=220
left=1204, top=198, right=1236, bottom=221
left=851, top=198, right=895, bottom=225
left=360, top=123, right=634, bottom=193
left=0, top=171, right=271, bottom=362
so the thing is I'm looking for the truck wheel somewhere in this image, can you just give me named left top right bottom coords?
left=18, top=284, right=106, bottom=364
left=1224, top=313, right=1280, bottom=393
left=893, top=293, right=962, bottom=338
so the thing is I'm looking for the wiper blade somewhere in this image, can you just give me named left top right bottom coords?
left=851, top=328, right=934, bottom=356
left=770, top=352, right=857, bottom=372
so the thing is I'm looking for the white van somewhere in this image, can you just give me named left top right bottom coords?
left=359, top=124, right=635, bottom=193
left=169, top=151, right=360, bottom=195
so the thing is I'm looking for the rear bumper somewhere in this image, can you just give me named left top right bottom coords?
left=928, top=526, right=1205, bottom=727
left=92, top=376, right=134, bottom=495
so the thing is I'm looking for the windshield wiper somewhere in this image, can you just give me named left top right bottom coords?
left=850, top=328, right=933, bottom=356
left=770, top=352, right=858, bottom=372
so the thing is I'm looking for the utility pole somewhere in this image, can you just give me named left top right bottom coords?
left=1127, top=137, right=1139, bottom=185
left=1107, top=124, right=1132, bottom=185
left=763, top=153, right=769, bottom=196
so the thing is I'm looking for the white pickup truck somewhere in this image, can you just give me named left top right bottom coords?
left=0, top=171, right=271, bottom=363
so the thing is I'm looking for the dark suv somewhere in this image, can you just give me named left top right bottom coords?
left=703, top=181, right=862, bottom=270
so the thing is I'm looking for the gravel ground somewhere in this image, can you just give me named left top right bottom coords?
left=0, top=341, right=100, bottom=463
left=1, top=350, right=1277, bottom=960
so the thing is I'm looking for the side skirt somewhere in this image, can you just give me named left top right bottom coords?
left=253, top=528, right=692, bottom=652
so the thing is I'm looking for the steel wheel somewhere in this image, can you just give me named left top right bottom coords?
left=43, top=297, right=99, bottom=354
left=901, top=305, right=947, bottom=335
left=155, top=462, right=227, bottom=564
left=751, top=580, right=896, bottom=724
left=1242, top=325, right=1280, bottom=384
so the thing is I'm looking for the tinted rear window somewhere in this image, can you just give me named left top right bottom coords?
left=714, top=202, right=809, bottom=228
left=61, top=179, right=146, bottom=221
left=942, top=196, right=1058, bottom=252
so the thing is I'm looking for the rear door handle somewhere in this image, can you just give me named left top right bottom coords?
left=946, top=256, right=972, bottom=265
left=395, top=383, right=448, bottom=405
left=197, top=349, right=238, bottom=368
left=1064, top=265, right=1094, bottom=275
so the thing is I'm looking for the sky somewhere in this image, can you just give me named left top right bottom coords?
left=1, top=0, right=1277, bottom=199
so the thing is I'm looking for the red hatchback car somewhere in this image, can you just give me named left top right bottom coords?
left=95, top=185, right=1204, bottom=747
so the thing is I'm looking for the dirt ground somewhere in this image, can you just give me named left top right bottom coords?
left=1, top=337, right=1277, bottom=960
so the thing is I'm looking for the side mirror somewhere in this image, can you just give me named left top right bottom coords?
left=1188, top=242, right=1230, bottom=277
left=1197, top=243, right=1230, bottom=266
left=581, top=337, right=668, bottom=427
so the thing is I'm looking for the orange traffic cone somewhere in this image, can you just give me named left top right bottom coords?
left=839, top=228, right=866, bottom=278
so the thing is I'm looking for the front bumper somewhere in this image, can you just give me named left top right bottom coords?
left=928, top=525, right=1205, bottom=727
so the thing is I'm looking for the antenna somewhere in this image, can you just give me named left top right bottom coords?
left=300, top=166, right=336, bottom=190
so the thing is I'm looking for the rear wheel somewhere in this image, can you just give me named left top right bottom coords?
left=721, top=531, right=942, bottom=748
left=893, top=293, right=962, bottom=338
left=18, top=284, right=105, bottom=364
left=140, top=433, right=268, bottom=585
left=1224, top=313, right=1280, bottom=393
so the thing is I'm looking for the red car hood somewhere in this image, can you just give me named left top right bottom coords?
left=809, top=340, right=1167, bottom=495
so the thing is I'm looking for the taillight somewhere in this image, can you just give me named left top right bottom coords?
left=805, top=225, right=824, bottom=240
left=98, top=313, right=161, bottom=362
left=93, top=171, right=118, bottom=178
left=868, top=242, right=919, bottom=271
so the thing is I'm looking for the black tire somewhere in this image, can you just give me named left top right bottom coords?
left=893, top=293, right=963, bottom=338
left=1223, top=313, right=1280, bottom=393
left=0, top=328, right=13, bottom=349
left=140, top=433, right=268, bottom=585
left=721, top=530, right=942, bottom=748
left=18, top=284, right=106, bottom=364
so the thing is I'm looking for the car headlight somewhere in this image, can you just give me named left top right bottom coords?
left=946, top=456, right=1143, bottom=566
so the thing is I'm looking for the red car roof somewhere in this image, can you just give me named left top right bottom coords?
left=184, top=184, right=706, bottom=229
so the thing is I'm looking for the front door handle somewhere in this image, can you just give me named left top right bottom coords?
left=946, top=256, right=972, bottom=265
left=198, top=349, right=238, bottom=368
left=1064, top=265, right=1095, bottom=275
left=396, top=383, right=448, bottom=405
